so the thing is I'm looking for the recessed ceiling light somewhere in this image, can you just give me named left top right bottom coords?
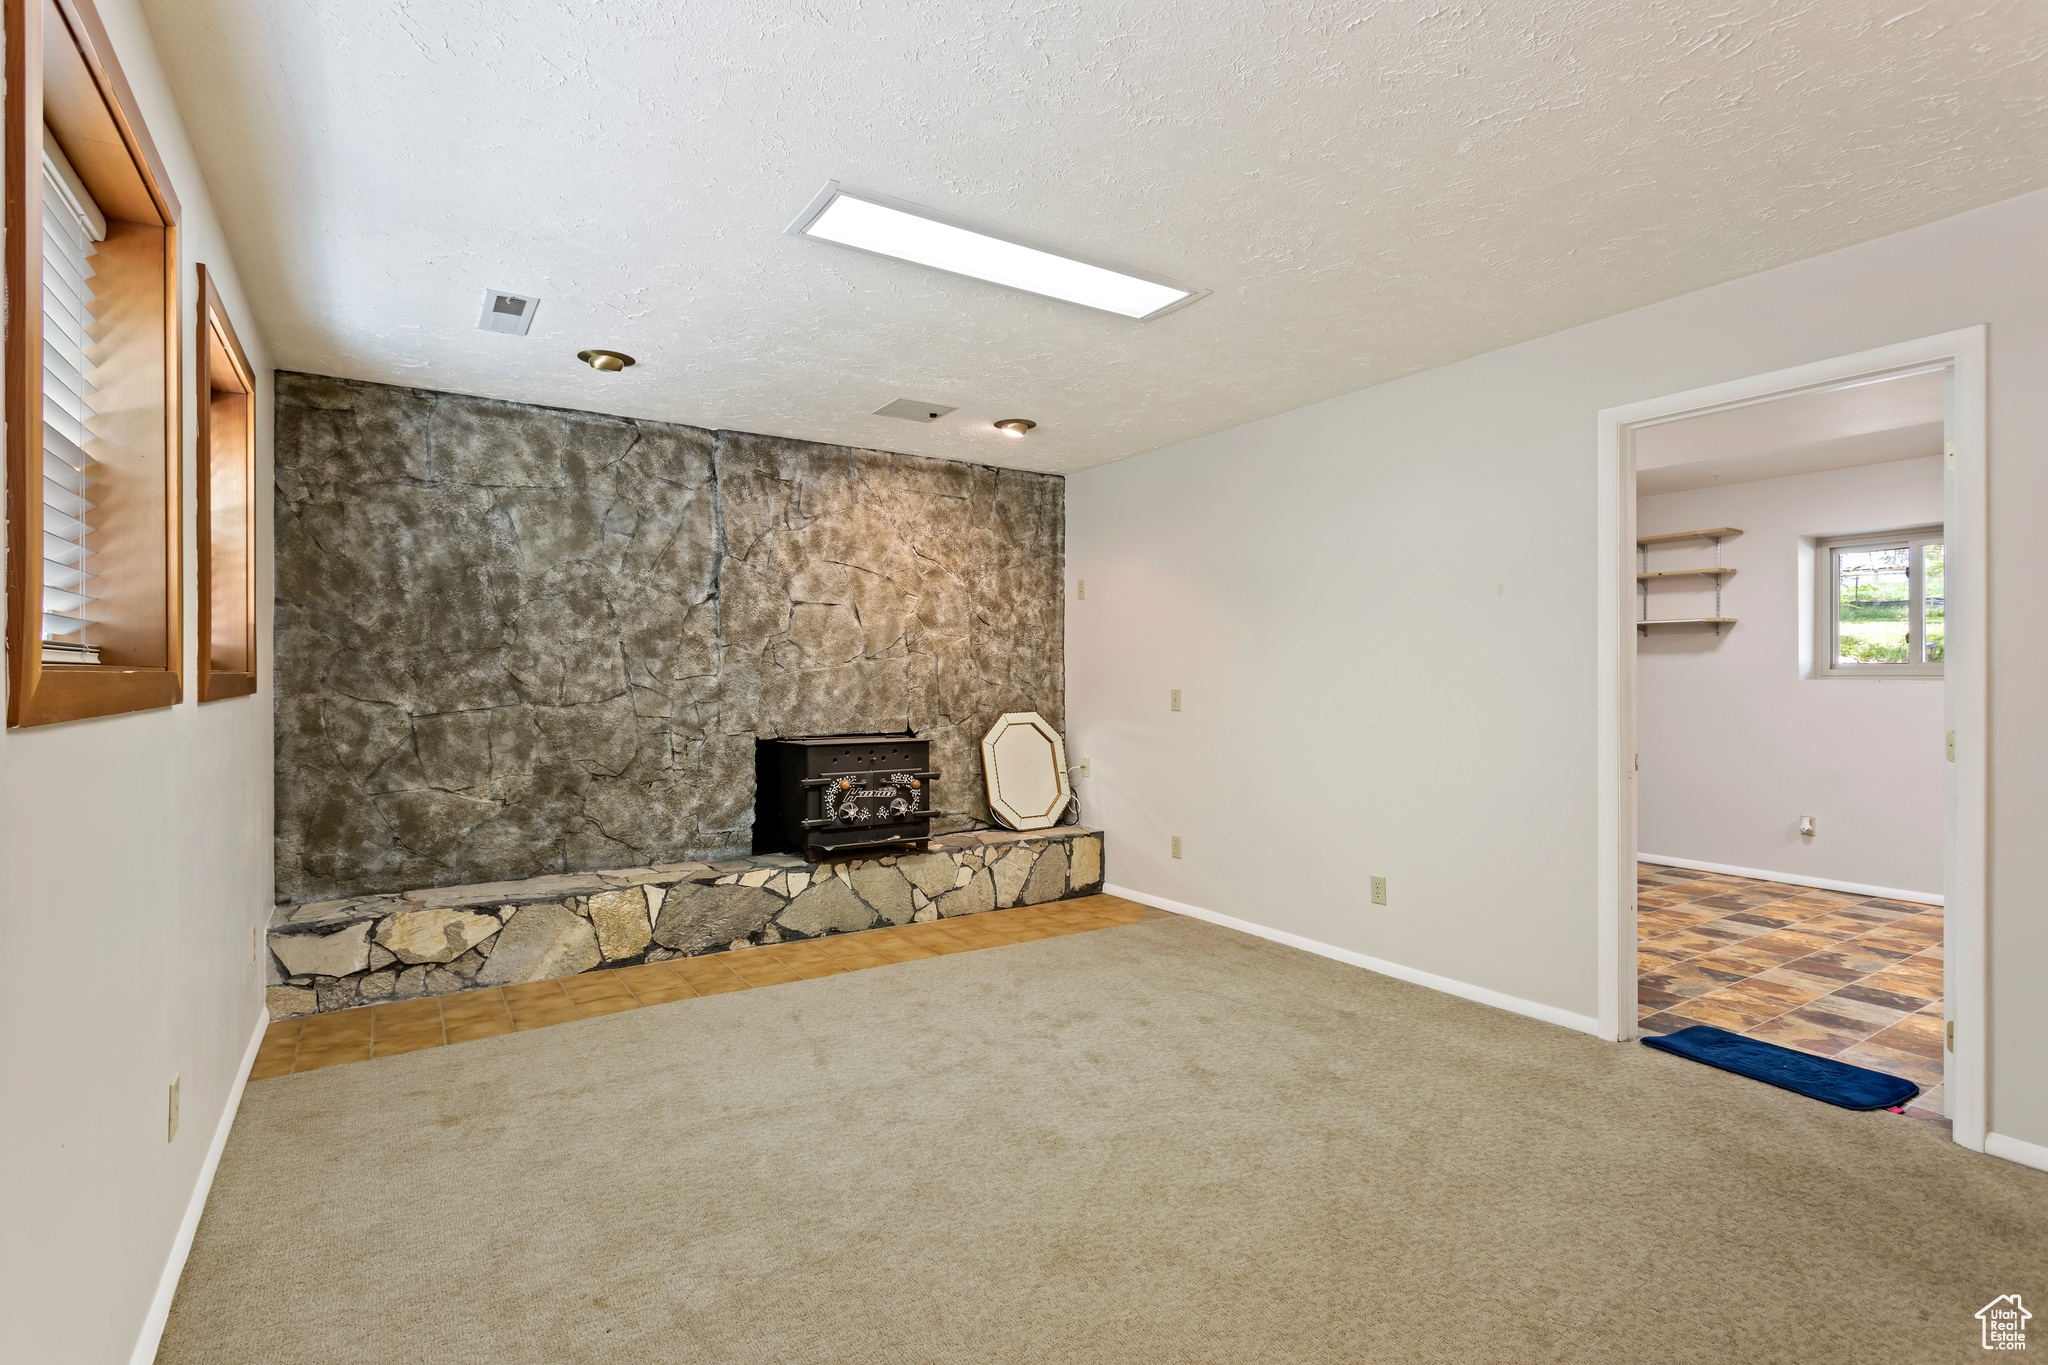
left=993, top=419, right=1036, bottom=437
left=577, top=349, right=634, bottom=372
left=786, top=182, right=1206, bottom=322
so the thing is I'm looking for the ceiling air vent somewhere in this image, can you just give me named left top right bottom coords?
left=873, top=398, right=957, bottom=423
left=478, top=288, right=538, bottom=335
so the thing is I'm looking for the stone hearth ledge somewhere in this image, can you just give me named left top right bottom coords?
left=265, top=827, right=1105, bottom=1019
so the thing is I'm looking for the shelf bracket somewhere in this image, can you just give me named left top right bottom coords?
left=1639, top=540, right=1648, bottom=622
left=1710, top=535, right=1723, bottom=633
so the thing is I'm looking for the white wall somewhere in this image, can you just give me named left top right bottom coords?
left=1636, top=458, right=1944, bottom=894
left=0, top=2, right=274, bottom=1361
left=1067, top=186, right=2048, bottom=1153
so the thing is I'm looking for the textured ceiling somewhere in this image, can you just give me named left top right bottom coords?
left=140, top=0, right=2048, bottom=475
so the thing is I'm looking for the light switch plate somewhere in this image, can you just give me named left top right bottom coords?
left=168, top=1074, right=180, bottom=1142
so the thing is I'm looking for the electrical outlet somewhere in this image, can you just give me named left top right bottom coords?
left=1080, top=756, right=1091, bottom=777
left=1171, top=835, right=1182, bottom=859
left=168, top=1075, right=180, bottom=1142
left=1370, top=876, right=1387, bottom=906
left=1798, top=815, right=1816, bottom=838
left=1170, top=688, right=1181, bottom=712
left=1077, top=579, right=1086, bottom=600
left=248, top=925, right=258, bottom=964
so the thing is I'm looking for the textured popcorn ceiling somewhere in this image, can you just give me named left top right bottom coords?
left=141, top=0, right=2048, bottom=474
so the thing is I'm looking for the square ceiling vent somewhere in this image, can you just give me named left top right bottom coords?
left=874, top=398, right=957, bottom=423
left=479, top=288, right=538, bottom=335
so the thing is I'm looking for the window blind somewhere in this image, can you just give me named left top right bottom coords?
left=39, top=128, right=104, bottom=663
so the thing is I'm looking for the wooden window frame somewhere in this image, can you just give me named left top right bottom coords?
left=196, top=264, right=254, bottom=701
left=5, top=0, right=181, bottom=727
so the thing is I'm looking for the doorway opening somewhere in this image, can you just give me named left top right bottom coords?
left=1596, top=328, right=1987, bottom=1151
left=1634, top=368, right=1948, bottom=1121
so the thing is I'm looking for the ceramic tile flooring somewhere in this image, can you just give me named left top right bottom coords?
left=1636, top=863, right=1946, bottom=1120
left=253, top=893, right=1167, bottom=1081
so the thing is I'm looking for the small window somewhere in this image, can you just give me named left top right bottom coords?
left=1815, top=526, right=1943, bottom=678
left=7, top=0, right=183, bottom=726
left=196, top=265, right=256, bottom=701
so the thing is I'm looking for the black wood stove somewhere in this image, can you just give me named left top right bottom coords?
left=753, top=734, right=940, bottom=860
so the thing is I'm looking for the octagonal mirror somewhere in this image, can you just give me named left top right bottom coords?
left=980, top=711, right=1072, bottom=831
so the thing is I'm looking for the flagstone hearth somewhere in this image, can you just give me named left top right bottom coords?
left=266, top=826, right=1104, bottom=1019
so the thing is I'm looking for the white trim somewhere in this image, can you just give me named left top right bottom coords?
left=1636, top=854, right=1942, bottom=906
left=1985, top=1132, right=2048, bottom=1175
left=128, top=1009, right=267, bottom=1365
left=1106, top=883, right=1603, bottom=1038
left=1597, top=326, right=1989, bottom=1155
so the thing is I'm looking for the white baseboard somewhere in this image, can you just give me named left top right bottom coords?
left=1637, top=854, right=1942, bottom=906
left=129, top=1008, right=267, bottom=1365
left=1985, top=1131, right=2048, bottom=1174
left=1105, top=883, right=1603, bottom=1038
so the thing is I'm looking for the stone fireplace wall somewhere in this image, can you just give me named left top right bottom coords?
left=274, top=373, right=1064, bottom=904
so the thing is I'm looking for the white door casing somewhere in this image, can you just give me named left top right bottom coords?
left=1595, top=326, right=1987, bottom=1152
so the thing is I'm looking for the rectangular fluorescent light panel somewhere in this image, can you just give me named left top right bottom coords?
left=786, top=182, right=1203, bottom=321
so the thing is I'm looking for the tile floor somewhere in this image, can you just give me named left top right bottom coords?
left=254, top=893, right=1167, bottom=1080
left=1635, top=863, right=1946, bottom=1120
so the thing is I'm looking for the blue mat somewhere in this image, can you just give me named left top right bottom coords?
left=1641, top=1025, right=1920, bottom=1110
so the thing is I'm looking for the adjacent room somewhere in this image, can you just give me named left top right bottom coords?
left=3, top=3, right=2046, bottom=1363
left=1632, top=371, right=1950, bottom=1117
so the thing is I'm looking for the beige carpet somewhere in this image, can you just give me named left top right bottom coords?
left=161, top=915, right=2046, bottom=1364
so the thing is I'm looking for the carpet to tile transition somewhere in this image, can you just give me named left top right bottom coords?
left=161, top=916, right=2046, bottom=1365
